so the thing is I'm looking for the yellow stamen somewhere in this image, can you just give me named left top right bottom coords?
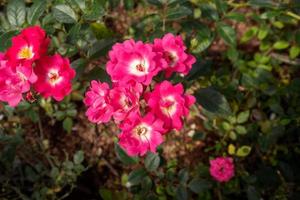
left=18, top=46, right=34, bottom=59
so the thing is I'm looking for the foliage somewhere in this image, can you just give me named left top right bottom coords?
left=1, top=0, right=300, bottom=199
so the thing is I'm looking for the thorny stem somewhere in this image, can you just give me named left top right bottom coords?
left=270, top=52, right=300, bottom=66
left=37, top=110, right=54, bottom=167
left=102, top=158, right=119, bottom=177
left=217, top=183, right=223, bottom=200
left=9, top=186, right=30, bottom=200
left=57, top=185, right=75, bottom=200
left=95, top=124, right=100, bottom=136
left=38, top=113, right=44, bottom=142
left=162, top=2, right=167, bottom=32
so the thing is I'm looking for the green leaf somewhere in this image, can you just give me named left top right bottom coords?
left=190, top=23, right=213, bottom=53
left=53, top=4, right=77, bottom=24
left=0, top=30, right=18, bottom=52
left=27, top=0, right=46, bottom=25
left=144, top=152, right=160, bottom=172
left=73, top=150, right=84, bottom=164
left=191, top=37, right=214, bottom=54
left=200, top=3, right=219, bottom=20
left=83, top=1, right=105, bottom=21
left=147, top=0, right=163, bottom=6
left=214, top=0, right=228, bottom=13
left=225, top=12, right=246, bottom=22
left=71, top=58, right=88, bottom=81
left=289, top=46, right=300, bottom=59
left=217, top=23, right=236, bottom=46
left=99, top=188, right=113, bottom=200
left=90, top=22, right=113, bottom=39
left=67, top=24, right=81, bottom=44
left=6, top=0, right=26, bottom=27
left=296, top=31, right=300, bottom=45
left=167, top=6, right=192, bottom=20
left=185, top=59, right=212, bottom=81
left=273, top=41, right=289, bottom=50
left=176, top=185, right=188, bottom=200
left=236, top=146, right=252, bottom=157
left=127, top=168, right=147, bottom=186
left=88, top=38, right=116, bottom=60
left=115, top=143, right=139, bottom=165
left=241, top=27, right=258, bottom=43
left=72, top=0, right=86, bottom=11
left=249, top=0, right=278, bottom=8
left=226, top=47, right=239, bottom=61
left=27, top=109, right=39, bottom=123
left=63, top=117, right=73, bottom=134
left=257, top=27, right=269, bottom=40
left=247, top=186, right=261, bottom=200
left=141, top=176, right=153, bottom=194
left=235, top=125, right=247, bottom=135
left=229, top=131, right=237, bottom=140
left=178, top=169, right=189, bottom=184
left=195, top=88, right=232, bottom=117
left=0, top=13, right=10, bottom=30
left=50, top=167, right=59, bottom=179
left=237, top=110, right=250, bottom=124
left=228, top=144, right=236, bottom=155
left=221, top=122, right=232, bottom=131
left=188, top=179, right=212, bottom=194
left=86, top=67, right=111, bottom=83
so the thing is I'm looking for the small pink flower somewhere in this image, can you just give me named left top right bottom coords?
left=84, top=80, right=114, bottom=124
left=153, top=33, right=196, bottom=77
left=110, top=81, right=141, bottom=122
left=6, top=26, right=50, bottom=65
left=0, top=55, right=34, bottom=107
left=209, top=157, right=235, bottom=183
left=107, top=39, right=161, bottom=85
left=33, top=54, right=75, bottom=101
left=145, top=80, right=195, bottom=131
left=118, top=113, right=165, bottom=156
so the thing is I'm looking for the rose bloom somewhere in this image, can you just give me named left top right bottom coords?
left=209, top=157, right=235, bottom=182
left=145, top=80, right=195, bottom=131
left=106, top=39, right=161, bottom=85
left=118, top=113, right=165, bottom=156
left=109, top=81, right=141, bottom=123
left=153, top=33, right=196, bottom=78
left=84, top=80, right=114, bottom=124
left=33, top=54, right=75, bottom=101
left=0, top=52, right=36, bottom=107
left=6, top=26, right=50, bottom=65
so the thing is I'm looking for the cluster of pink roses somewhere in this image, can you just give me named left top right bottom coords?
left=84, top=33, right=196, bottom=156
left=0, top=26, right=75, bottom=107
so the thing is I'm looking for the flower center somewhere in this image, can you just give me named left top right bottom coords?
left=161, top=96, right=177, bottom=116
left=134, top=123, right=151, bottom=142
left=18, top=46, right=34, bottom=60
left=129, top=59, right=149, bottom=76
left=164, top=51, right=178, bottom=67
left=219, top=166, right=225, bottom=173
left=124, top=98, right=133, bottom=108
left=48, top=70, right=62, bottom=85
left=136, top=63, right=145, bottom=72
left=17, top=71, right=27, bottom=82
left=136, top=126, right=147, bottom=136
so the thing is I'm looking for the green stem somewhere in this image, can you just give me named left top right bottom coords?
left=217, top=183, right=223, bottom=200
left=286, top=11, right=300, bottom=21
